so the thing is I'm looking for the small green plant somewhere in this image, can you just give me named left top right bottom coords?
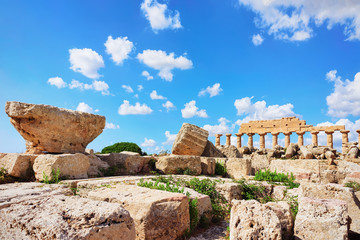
left=42, top=168, right=61, bottom=184
left=254, top=169, right=299, bottom=189
left=188, top=196, right=199, bottom=232
left=215, top=161, right=227, bottom=177
left=0, top=167, right=14, bottom=184
left=344, top=181, right=360, bottom=191
left=235, top=179, right=268, bottom=201
left=286, top=195, right=299, bottom=219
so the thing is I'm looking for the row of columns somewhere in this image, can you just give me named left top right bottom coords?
left=215, top=129, right=358, bottom=151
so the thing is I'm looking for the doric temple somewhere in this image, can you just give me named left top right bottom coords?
left=215, top=117, right=360, bottom=153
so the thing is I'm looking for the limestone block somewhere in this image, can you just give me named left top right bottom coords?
left=0, top=153, right=37, bottom=178
left=156, top=155, right=202, bottom=175
left=200, top=157, right=216, bottom=175
left=344, top=172, right=360, bottom=184
left=300, top=183, right=360, bottom=234
left=226, top=158, right=251, bottom=180
left=0, top=189, right=135, bottom=240
left=172, top=123, right=209, bottom=156
left=238, top=146, right=250, bottom=154
left=230, top=200, right=293, bottom=240
left=96, top=153, right=146, bottom=175
left=87, top=184, right=190, bottom=240
left=201, top=140, right=225, bottom=157
left=33, top=153, right=90, bottom=181
left=183, top=188, right=212, bottom=223
left=299, top=146, right=313, bottom=159
left=87, top=154, right=110, bottom=177
left=271, top=185, right=288, bottom=200
left=346, top=147, right=359, bottom=159
left=217, top=145, right=241, bottom=158
left=5, top=101, right=105, bottom=154
left=294, top=197, right=348, bottom=240
left=321, top=170, right=346, bottom=184
left=249, top=154, right=270, bottom=174
left=215, top=182, right=242, bottom=203
left=285, top=143, right=298, bottom=159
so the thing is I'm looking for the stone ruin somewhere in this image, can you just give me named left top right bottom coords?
left=1, top=102, right=360, bottom=240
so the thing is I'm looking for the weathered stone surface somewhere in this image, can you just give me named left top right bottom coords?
left=230, top=200, right=293, bottom=240
left=215, top=182, right=242, bottom=203
left=346, top=147, right=359, bottom=159
left=172, top=123, right=209, bottom=156
left=0, top=182, right=135, bottom=240
left=248, top=154, right=270, bottom=174
left=5, top=101, right=105, bottom=154
left=87, top=154, right=110, bottom=177
left=300, top=183, right=360, bottom=234
left=285, top=143, right=298, bottom=159
left=238, top=146, right=250, bottom=155
left=156, top=155, right=202, bottom=175
left=271, top=185, right=288, bottom=200
left=299, top=146, right=313, bottom=159
left=96, top=153, right=146, bottom=175
left=200, top=157, right=216, bottom=175
left=226, top=158, right=251, bottom=180
left=321, top=170, right=346, bottom=184
left=87, top=184, right=190, bottom=240
left=183, top=188, right=212, bottom=223
left=0, top=153, right=37, bottom=178
left=294, top=197, right=348, bottom=240
left=201, top=140, right=225, bottom=157
left=217, top=145, right=241, bottom=158
left=33, top=153, right=90, bottom=181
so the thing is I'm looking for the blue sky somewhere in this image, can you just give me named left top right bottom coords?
left=1, top=0, right=360, bottom=153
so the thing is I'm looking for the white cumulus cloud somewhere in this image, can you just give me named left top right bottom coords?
left=181, top=100, right=208, bottom=118
left=105, top=36, right=134, bottom=65
left=252, top=34, right=264, bottom=46
left=141, top=138, right=156, bottom=147
left=162, top=130, right=177, bottom=146
left=142, top=70, right=154, bottom=80
left=326, top=70, right=360, bottom=117
left=69, top=79, right=110, bottom=95
left=238, top=0, right=360, bottom=41
left=137, top=49, right=193, bottom=81
left=69, top=48, right=104, bottom=79
left=141, top=0, right=182, bottom=32
left=105, top=122, right=120, bottom=129
left=138, top=85, right=144, bottom=91
left=47, top=77, right=67, bottom=88
left=122, top=85, right=134, bottom=93
left=76, top=102, right=94, bottom=113
left=203, top=117, right=235, bottom=137
left=198, top=83, right=223, bottom=97
left=150, top=90, right=166, bottom=100
left=162, top=100, right=176, bottom=112
left=118, top=100, right=153, bottom=115
left=234, top=97, right=296, bottom=125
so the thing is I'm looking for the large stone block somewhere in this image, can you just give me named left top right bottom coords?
left=217, top=145, right=241, bottom=158
left=215, top=182, right=242, bottom=203
left=0, top=153, right=37, bottom=178
left=87, top=154, right=110, bottom=177
left=5, top=101, right=105, bottom=154
left=156, top=155, right=202, bottom=175
left=294, top=197, right=348, bottom=240
left=0, top=183, right=135, bottom=240
left=299, top=146, right=313, bottom=159
left=172, top=123, right=209, bottom=156
left=87, top=184, right=190, bottom=240
left=201, top=140, right=225, bottom=157
left=300, top=183, right=360, bottom=234
left=200, top=157, right=216, bottom=175
left=33, top=153, right=90, bottom=181
left=226, top=158, right=251, bottom=180
left=230, top=200, right=293, bottom=240
left=97, top=153, right=146, bottom=175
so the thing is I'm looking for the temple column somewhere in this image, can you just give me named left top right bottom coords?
left=259, top=133, right=266, bottom=149
left=235, top=133, right=243, bottom=149
left=271, top=132, right=279, bottom=149
left=357, top=130, right=360, bottom=148
left=215, top=134, right=222, bottom=147
left=311, top=131, right=319, bottom=146
left=325, top=130, right=335, bottom=149
left=247, top=133, right=255, bottom=149
left=297, top=131, right=305, bottom=147
left=226, top=134, right=232, bottom=146
left=341, top=130, right=350, bottom=153
left=284, top=132, right=292, bottom=148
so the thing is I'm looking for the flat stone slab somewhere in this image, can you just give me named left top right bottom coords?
left=0, top=153, right=37, bottom=178
left=5, top=101, right=105, bottom=154
left=226, top=158, right=251, bottom=180
left=86, top=184, right=190, bottom=240
left=156, top=154, right=202, bottom=175
left=0, top=182, right=135, bottom=240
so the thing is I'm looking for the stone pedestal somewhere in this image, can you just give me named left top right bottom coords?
left=340, top=130, right=350, bottom=153
left=284, top=132, right=292, bottom=148
left=235, top=133, right=243, bottom=149
left=271, top=132, right=279, bottom=149
left=325, top=130, right=335, bottom=149
left=247, top=133, right=255, bottom=149
left=259, top=133, right=266, bottom=149
left=297, top=131, right=305, bottom=147
left=226, top=134, right=232, bottom=146
left=311, top=131, right=319, bottom=146
left=215, top=134, right=222, bottom=147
